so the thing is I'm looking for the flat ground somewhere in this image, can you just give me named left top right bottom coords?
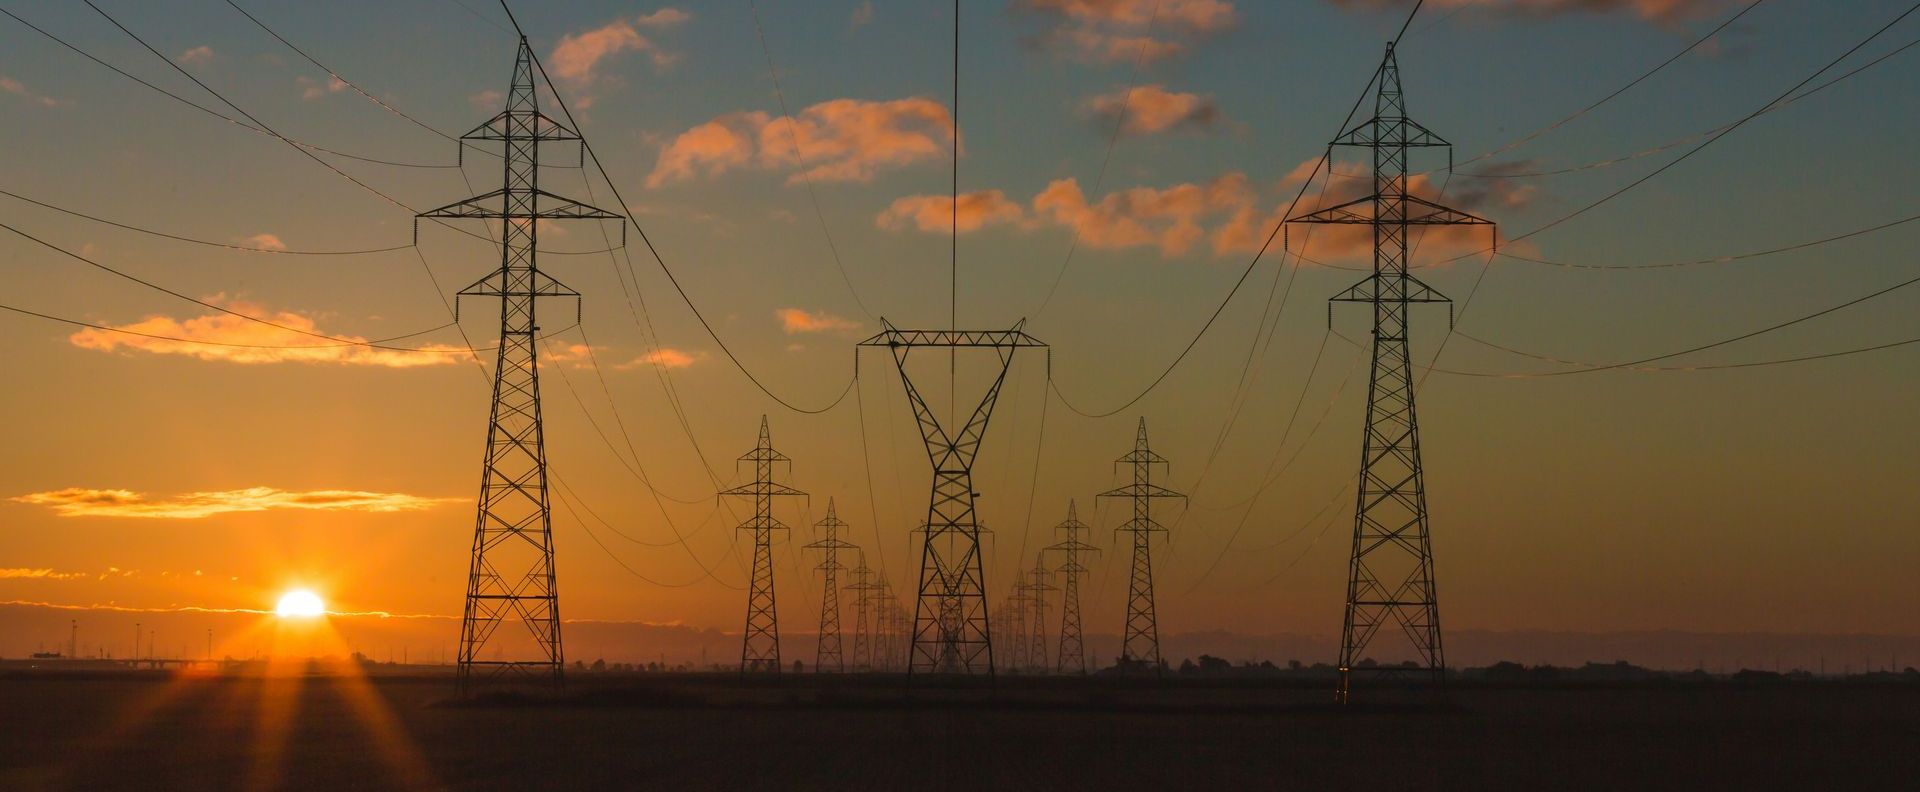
left=2, top=670, right=1915, bottom=790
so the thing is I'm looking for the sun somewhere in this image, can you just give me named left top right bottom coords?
left=275, top=589, right=326, bottom=618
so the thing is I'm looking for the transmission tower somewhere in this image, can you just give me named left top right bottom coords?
left=803, top=499, right=857, bottom=673
left=861, top=322, right=1045, bottom=676
left=1026, top=560, right=1056, bottom=674
left=1002, top=586, right=1030, bottom=673
left=1045, top=501, right=1097, bottom=674
left=1098, top=418, right=1186, bottom=675
left=846, top=555, right=878, bottom=671
left=420, top=37, right=623, bottom=690
left=719, top=416, right=806, bottom=674
left=1287, top=43, right=1494, bottom=704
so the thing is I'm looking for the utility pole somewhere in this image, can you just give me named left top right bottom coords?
left=68, top=620, right=77, bottom=660
left=419, top=37, right=624, bottom=692
left=1098, top=418, right=1186, bottom=676
left=1046, top=500, right=1098, bottom=675
left=804, top=500, right=858, bottom=673
left=858, top=322, right=1046, bottom=676
left=1026, top=560, right=1056, bottom=674
left=720, top=416, right=806, bottom=674
left=1286, top=43, right=1493, bottom=704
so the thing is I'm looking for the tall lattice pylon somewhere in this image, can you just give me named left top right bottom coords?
left=1287, top=43, right=1494, bottom=704
left=846, top=555, right=877, bottom=671
left=419, top=37, right=623, bottom=691
left=1098, top=419, right=1186, bottom=675
left=859, top=322, right=1046, bottom=676
left=1025, top=560, right=1056, bottom=674
left=720, top=416, right=806, bottom=674
left=804, top=499, right=857, bottom=673
left=1045, top=500, right=1098, bottom=675
left=1002, top=586, right=1031, bottom=673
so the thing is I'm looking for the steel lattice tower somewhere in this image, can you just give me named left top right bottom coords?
left=859, top=321, right=1046, bottom=676
left=1098, top=419, right=1186, bottom=675
left=1045, top=501, right=1097, bottom=675
left=419, top=37, right=623, bottom=690
left=804, top=499, right=857, bottom=673
left=846, top=556, right=877, bottom=671
left=1287, top=43, right=1493, bottom=704
left=1003, top=586, right=1031, bottom=672
left=720, top=416, right=806, bottom=674
left=1025, top=560, right=1056, bottom=674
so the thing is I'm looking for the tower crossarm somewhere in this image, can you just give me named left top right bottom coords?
left=1333, top=115, right=1450, bottom=149
left=1287, top=193, right=1489, bottom=227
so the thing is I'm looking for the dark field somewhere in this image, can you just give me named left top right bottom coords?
left=2, top=670, right=1916, bottom=790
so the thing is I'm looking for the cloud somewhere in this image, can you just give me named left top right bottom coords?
left=1086, top=84, right=1221, bottom=135
left=1326, top=0, right=1733, bottom=25
left=469, top=89, right=503, bottom=110
left=776, top=308, right=860, bottom=335
left=1016, top=0, right=1239, bottom=64
left=67, top=299, right=472, bottom=368
left=618, top=348, right=699, bottom=370
left=0, top=75, right=62, bottom=108
left=11, top=487, right=458, bottom=520
left=850, top=1, right=876, bottom=30
left=0, top=568, right=89, bottom=580
left=177, top=46, right=215, bottom=66
left=1032, top=172, right=1255, bottom=256
left=648, top=97, right=954, bottom=187
left=299, top=75, right=347, bottom=100
left=876, top=190, right=1026, bottom=234
left=240, top=233, right=286, bottom=251
left=550, top=9, right=688, bottom=87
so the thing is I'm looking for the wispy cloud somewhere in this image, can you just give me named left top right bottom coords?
left=298, top=75, right=347, bottom=100
left=68, top=299, right=472, bottom=368
left=876, top=190, right=1027, bottom=234
left=0, top=75, right=63, bottom=108
left=1016, top=0, right=1238, bottom=64
left=177, top=45, right=215, bottom=66
left=849, top=1, right=876, bottom=31
left=239, top=233, right=286, bottom=251
left=1085, top=84, right=1221, bottom=136
left=0, top=568, right=89, bottom=580
left=648, top=98, right=954, bottom=187
left=1327, top=0, right=1734, bottom=26
left=11, top=487, right=459, bottom=520
left=617, top=348, right=700, bottom=370
left=776, top=308, right=860, bottom=335
left=549, top=8, right=690, bottom=102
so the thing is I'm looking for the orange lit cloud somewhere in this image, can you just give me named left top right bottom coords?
left=1086, top=84, right=1221, bottom=136
left=241, top=233, right=287, bottom=251
left=177, top=46, right=215, bottom=66
left=1248, top=159, right=1535, bottom=264
left=1017, top=0, right=1238, bottom=64
left=549, top=9, right=689, bottom=87
left=618, top=348, right=699, bottom=370
left=0, top=75, right=62, bottom=108
left=11, top=487, right=458, bottom=520
left=1328, top=0, right=1732, bottom=25
left=776, top=308, right=860, bottom=335
left=0, top=568, right=89, bottom=580
left=648, top=98, right=954, bottom=187
left=298, top=75, right=347, bottom=100
left=67, top=301, right=472, bottom=368
left=876, top=190, right=1026, bottom=234
left=1033, top=173, right=1254, bottom=256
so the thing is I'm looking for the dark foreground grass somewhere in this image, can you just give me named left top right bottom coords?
left=2, top=671, right=1915, bottom=790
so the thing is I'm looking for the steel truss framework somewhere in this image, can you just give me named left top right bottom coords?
left=846, top=558, right=877, bottom=671
left=1024, top=560, right=1056, bottom=674
left=1098, top=419, right=1186, bottom=675
left=858, top=320, right=1046, bottom=676
left=804, top=499, right=858, bottom=673
left=720, top=417, right=806, bottom=674
left=1045, top=500, right=1098, bottom=675
left=421, top=38, right=622, bottom=691
left=1287, top=43, right=1494, bottom=704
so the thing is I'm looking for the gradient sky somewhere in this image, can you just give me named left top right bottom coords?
left=1, top=0, right=1916, bottom=661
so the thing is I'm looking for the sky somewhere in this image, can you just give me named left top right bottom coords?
left=0, top=0, right=1916, bottom=666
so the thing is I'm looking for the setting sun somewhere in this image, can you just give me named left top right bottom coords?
left=275, top=590, right=326, bottom=619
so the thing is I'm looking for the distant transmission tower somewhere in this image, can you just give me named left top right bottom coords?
left=1002, top=585, right=1030, bottom=673
left=861, top=322, right=1046, bottom=676
left=1045, top=501, right=1097, bottom=675
left=846, top=555, right=877, bottom=671
left=719, top=416, right=806, bottom=674
left=804, top=499, right=857, bottom=673
left=1025, top=560, right=1055, bottom=674
left=1287, top=43, right=1494, bottom=704
left=420, top=37, right=623, bottom=690
left=1098, top=419, right=1186, bottom=675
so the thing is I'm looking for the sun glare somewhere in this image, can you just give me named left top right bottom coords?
left=274, top=589, right=326, bottom=618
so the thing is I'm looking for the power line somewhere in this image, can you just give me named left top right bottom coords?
left=0, top=188, right=410, bottom=255
left=746, top=0, right=874, bottom=320
left=1496, top=211, right=1920, bottom=271
left=0, top=6, right=456, bottom=170
left=0, top=300, right=454, bottom=351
